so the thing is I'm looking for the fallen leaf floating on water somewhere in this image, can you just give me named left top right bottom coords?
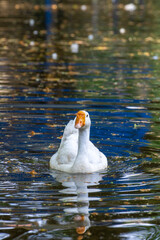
left=51, top=4, right=57, bottom=10
left=57, top=135, right=63, bottom=139
left=28, top=131, right=36, bottom=137
left=91, top=212, right=98, bottom=216
left=39, top=228, right=47, bottom=232
left=93, top=46, right=109, bottom=51
left=43, top=87, right=51, bottom=93
left=1, top=208, right=11, bottom=213
left=28, top=170, right=38, bottom=175
left=105, top=213, right=109, bottom=216
left=154, top=196, right=160, bottom=199
left=140, top=189, right=151, bottom=192
left=109, top=207, right=127, bottom=210
left=13, top=168, right=21, bottom=173
left=28, top=131, right=42, bottom=137
left=48, top=144, right=55, bottom=149
left=46, top=124, right=59, bottom=128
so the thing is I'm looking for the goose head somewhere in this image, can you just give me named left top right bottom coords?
left=75, top=110, right=91, bottom=129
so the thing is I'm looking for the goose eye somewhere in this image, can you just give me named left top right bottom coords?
left=86, top=114, right=88, bottom=117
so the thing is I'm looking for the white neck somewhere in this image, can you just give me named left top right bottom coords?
left=71, top=124, right=92, bottom=172
left=77, top=127, right=90, bottom=156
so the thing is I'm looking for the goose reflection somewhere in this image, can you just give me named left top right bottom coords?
left=50, top=170, right=104, bottom=234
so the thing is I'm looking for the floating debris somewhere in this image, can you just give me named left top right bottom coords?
left=29, top=19, right=35, bottom=26
left=30, top=41, right=35, bottom=46
left=81, top=5, right=87, bottom=11
left=124, top=3, right=136, bottom=12
left=152, top=55, right=159, bottom=60
left=88, top=34, right=94, bottom=40
left=33, top=30, right=38, bottom=35
left=52, top=52, right=58, bottom=60
left=71, top=43, right=79, bottom=53
left=119, top=28, right=126, bottom=34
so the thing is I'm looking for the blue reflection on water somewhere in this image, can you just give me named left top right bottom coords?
left=0, top=95, right=150, bottom=159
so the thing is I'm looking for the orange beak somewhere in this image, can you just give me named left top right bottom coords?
left=75, top=111, right=85, bottom=129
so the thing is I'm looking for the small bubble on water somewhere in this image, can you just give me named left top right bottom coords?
left=88, top=34, right=94, bottom=40
left=119, top=28, right=126, bottom=34
left=124, top=3, right=136, bottom=12
left=52, top=53, right=58, bottom=60
left=152, top=55, right=159, bottom=60
left=71, top=43, right=79, bottom=53
left=33, top=30, right=38, bottom=35
left=29, top=19, right=35, bottom=26
left=30, top=41, right=35, bottom=46
left=81, top=5, right=87, bottom=11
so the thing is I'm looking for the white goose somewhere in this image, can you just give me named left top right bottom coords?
left=50, top=110, right=107, bottom=173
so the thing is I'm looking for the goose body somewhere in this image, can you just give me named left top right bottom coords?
left=50, top=110, right=107, bottom=173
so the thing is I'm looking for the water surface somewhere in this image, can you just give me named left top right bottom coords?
left=0, top=1, right=160, bottom=239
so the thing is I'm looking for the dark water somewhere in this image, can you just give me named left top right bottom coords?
left=0, top=1, right=160, bottom=239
